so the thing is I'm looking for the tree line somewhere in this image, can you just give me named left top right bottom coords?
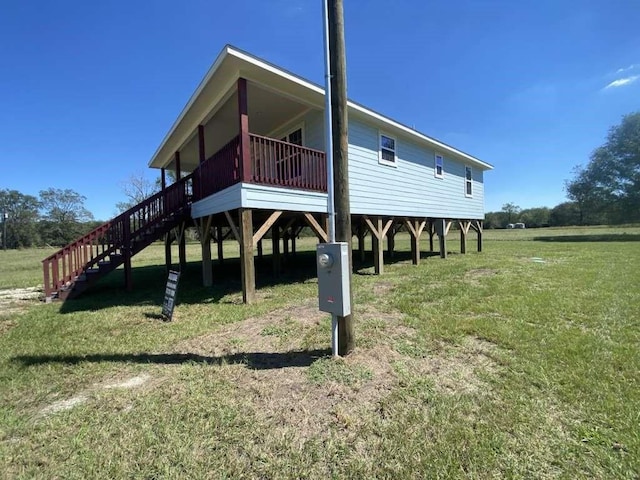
left=0, top=188, right=99, bottom=249
left=486, top=111, right=639, bottom=229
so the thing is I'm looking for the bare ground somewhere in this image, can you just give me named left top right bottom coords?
left=0, top=287, right=42, bottom=333
left=37, top=298, right=503, bottom=440
left=167, top=298, right=502, bottom=441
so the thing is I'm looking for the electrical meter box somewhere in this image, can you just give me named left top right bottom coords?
left=317, top=242, right=351, bottom=316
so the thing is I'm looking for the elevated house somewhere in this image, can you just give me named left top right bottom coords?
left=42, top=45, right=493, bottom=303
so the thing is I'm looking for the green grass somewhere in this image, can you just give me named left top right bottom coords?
left=0, top=226, right=639, bottom=478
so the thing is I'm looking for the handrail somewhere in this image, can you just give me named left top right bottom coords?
left=249, top=133, right=327, bottom=192
left=42, top=173, right=193, bottom=299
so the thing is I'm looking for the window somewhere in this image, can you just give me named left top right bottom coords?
left=379, top=133, right=396, bottom=165
left=465, top=166, right=473, bottom=197
left=435, top=154, right=444, bottom=178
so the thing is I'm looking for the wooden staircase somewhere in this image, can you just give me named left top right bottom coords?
left=42, top=174, right=194, bottom=301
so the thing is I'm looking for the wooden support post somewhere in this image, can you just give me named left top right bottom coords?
left=237, top=78, right=251, bottom=183
left=405, top=219, right=426, bottom=265
left=428, top=221, right=434, bottom=252
left=387, top=224, right=396, bottom=259
left=473, top=220, right=484, bottom=252
left=436, top=218, right=448, bottom=259
left=364, top=216, right=392, bottom=275
left=272, top=224, right=280, bottom=278
left=174, top=221, right=187, bottom=271
left=216, top=225, right=224, bottom=265
left=283, top=230, right=290, bottom=257
left=197, top=125, right=206, bottom=200
left=239, top=208, right=255, bottom=304
left=358, top=223, right=365, bottom=263
left=161, top=168, right=166, bottom=191
left=175, top=151, right=181, bottom=181
left=459, top=220, right=471, bottom=255
left=199, top=216, right=213, bottom=286
left=164, top=232, right=172, bottom=273
left=257, top=239, right=263, bottom=260
left=123, top=218, right=132, bottom=291
left=374, top=218, right=384, bottom=274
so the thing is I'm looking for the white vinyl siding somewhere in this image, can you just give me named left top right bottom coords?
left=348, top=119, right=485, bottom=218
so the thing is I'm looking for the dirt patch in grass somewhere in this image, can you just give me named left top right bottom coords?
left=0, top=319, right=17, bottom=336
left=39, top=374, right=154, bottom=417
left=0, top=287, right=42, bottom=321
left=373, top=281, right=395, bottom=296
left=411, top=336, right=500, bottom=395
left=169, top=299, right=501, bottom=442
left=464, top=268, right=498, bottom=286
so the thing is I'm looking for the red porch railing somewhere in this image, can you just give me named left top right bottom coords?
left=42, top=173, right=193, bottom=299
left=194, top=136, right=241, bottom=199
left=249, top=134, right=327, bottom=192
left=193, top=133, right=327, bottom=202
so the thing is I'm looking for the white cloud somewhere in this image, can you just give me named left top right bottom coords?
left=604, top=75, right=640, bottom=89
left=616, top=64, right=639, bottom=74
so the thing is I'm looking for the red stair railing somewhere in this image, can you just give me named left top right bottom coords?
left=42, top=173, right=193, bottom=299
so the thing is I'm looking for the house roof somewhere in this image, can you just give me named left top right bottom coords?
left=148, top=44, right=493, bottom=171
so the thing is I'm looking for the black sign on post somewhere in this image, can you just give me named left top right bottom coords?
left=162, top=270, right=181, bottom=321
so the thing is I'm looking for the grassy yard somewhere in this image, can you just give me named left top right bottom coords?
left=0, top=226, right=638, bottom=478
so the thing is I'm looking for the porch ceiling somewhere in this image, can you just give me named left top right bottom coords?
left=171, top=82, right=312, bottom=173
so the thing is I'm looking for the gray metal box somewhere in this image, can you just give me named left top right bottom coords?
left=317, top=242, right=351, bottom=316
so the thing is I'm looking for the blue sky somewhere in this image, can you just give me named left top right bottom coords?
left=1, top=0, right=638, bottom=220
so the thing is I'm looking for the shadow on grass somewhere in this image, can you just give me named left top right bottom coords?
left=58, top=248, right=445, bottom=314
left=13, top=348, right=331, bottom=370
left=533, top=234, right=640, bottom=243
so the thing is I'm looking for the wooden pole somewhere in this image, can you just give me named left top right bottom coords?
left=200, top=216, right=213, bottom=287
left=272, top=223, right=280, bottom=278
left=328, top=0, right=354, bottom=355
left=239, top=208, right=256, bottom=303
left=123, top=218, right=132, bottom=291
left=178, top=222, right=187, bottom=270
left=358, top=223, right=365, bottom=263
left=438, top=219, right=447, bottom=259
left=217, top=225, right=224, bottom=264
left=175, top=151, right=181, bottom=181
left=164, top=232, right=172, bottom=273
left=237, top=78, right=251, bottom=183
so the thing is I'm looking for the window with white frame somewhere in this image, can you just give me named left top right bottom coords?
left=435, top=154, right=444, bottom=178
left=379, top=133, right=396, bottom=165
left=465, top=166, right=473, bottom=197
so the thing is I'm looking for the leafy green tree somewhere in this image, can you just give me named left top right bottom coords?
left=501, top=203, right=521, bottom=225
left=39, top=188, right=94, bottom=246
left=484, top=211, right=507, bottom=229
left=0, top=189, right=41, bottom=248
left=566, top=111, right=640, bottom=224
left=519, top=207, right=550, bottom=228
left=549, top=202, right=581, bottom=226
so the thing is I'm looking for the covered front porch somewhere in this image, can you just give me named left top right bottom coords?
left=155, top=77, right=328, bottom=207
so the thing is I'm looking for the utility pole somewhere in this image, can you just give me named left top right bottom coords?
left=327, top=0, right=354, bottom=355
